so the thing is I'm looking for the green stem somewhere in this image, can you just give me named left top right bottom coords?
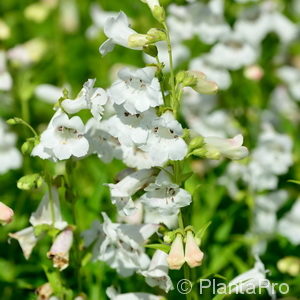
left=163, top=22, right=177, bottom=115
left=155, top=56, right=167, bottom=105
left=65, top=160, right=82, bottom=292
left=184, top=264, right=193, bottom=300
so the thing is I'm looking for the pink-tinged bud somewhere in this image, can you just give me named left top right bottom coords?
left=184, top=231, right=204, bottom=268
left=167, top=234, right=185, bottom=270
left=244, top=65, right=264, bottom=81
left=0, top=201, right=14, bottom=224
left=47, top=228, right=73, bottom=271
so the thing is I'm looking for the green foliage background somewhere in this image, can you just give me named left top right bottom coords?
left=0, top=0, right=300, bottom=299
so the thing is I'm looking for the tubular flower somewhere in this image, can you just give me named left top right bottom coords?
left=0, top=201, right=14, bottom=224
left=184, top=231, right=204, bottom=268
left=167, top=234, right=185, bottom=270
left=47, top=227, right=74, bottom=271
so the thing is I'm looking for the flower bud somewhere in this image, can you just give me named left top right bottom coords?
left=47, top=227, right=73, bottom=271
left=277, top=256, right=300, bottom=277
left=191, top=148, right=209, bottom=159
left=167, top=234, right=185, bottom=270
left=244, top=65, right=264, bottom=81
left=184, top=231, right=204, bottom=268
left=21, top=137, right=38, bottom=155
left=152, top=5, right=165, bottom=23
left=204, top=134, right=248, bottom=160
left=186, top=71, right=218, bottom=94
left=147, top=28, right=166, bottom=43
left=0, top=201, right=14, bottom=224
left=17, top=173, right=43, bottom=190
left=128, top=34, right=150, bottom=48
left=6, top=117, right=23, bottom=125
left=188, top=136, right=204, bottom=151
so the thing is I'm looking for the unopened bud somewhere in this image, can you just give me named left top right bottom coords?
left=189, top=136, right=204, bottom=151
left=147, top=28, right=166, bottom=43
left=6, top=117, right=23, bottom=125
left=167, top=234, right=185, bottom=270
left=191, top=148, right=208, bottom=158
left=184, top=231, right=204, bottom=268
left=128, top=33, right=149, bottom=48
left=0, top=201, right=14, bottom=224
left=187, top=71, right=218, bottom=94
left=152, top=5, right=165, bottom=23
left=17, top=173, right=43, bottom=190
left=277, top=256, right=300, bottom=277
left=21, top=137, right=38, bottom=155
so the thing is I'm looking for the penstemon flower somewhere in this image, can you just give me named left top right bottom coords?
left=108, top=67, right=163, bottom=114
left=32, top=110, right=89, bottom=160
left=83, top=213, right=158, bottom=276
left=9, top=227, right=39, bottom=259
left=167, top=234, right=185, bottom=270
left=107, top=168, right=155, bottom=216
left=139, top=169, right=191, bottom=216
left=140, top=250, right=174, bottom=292
left=29, top=187, right=67, bottom=230
left=99, top=12, right=145, bottom=56
left=0, top=201, right=14, bottom=224
left=184, top=231, right=204, bottom=268
left=47, top=227, right=74, bottom=271
left=203, top=134, right=249, bottom=160
left=62, top=79, right=108, bottom=120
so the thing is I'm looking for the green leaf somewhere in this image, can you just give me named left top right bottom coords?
left=195, top=221, right=212, bottom=240
left=145, top=244, right=170, bottom=253
left=212, top=294, right=227, bottom=300
left=288, top=180, right=300, bottom=185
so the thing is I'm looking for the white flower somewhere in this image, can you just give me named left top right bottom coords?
left=62, top=79, right=108, bottom=120
left=120, top=144, right=160, bottom=170
left=206, top=32, right=258, bottom=70
left=182, top=88, right=236, bottom=137
left=47, top=228, right=73, bottom=271
left=99, top=12, right=142, bottom=56
left=107, top=169, right=155, bottom=216
left=228, top=256, right=276, bottom=299
left=144, top=207, right=178, bottom=229
left=0, top=201, right=14, bottom=224
left=140, top=250, right=174, bottom=293
left=35, top=84, right=64, bottom=104
left=189, top=57, right=231, bottom=90
left=140, top=111, right=188, bottom=165
left=86, top=4, right=118, bottom=39
left=7, top=38, right=46, bottom=66
left=0, top=51, right=12, bottom=91
left=139, top=169, right=191, bottom=215
left=107, top=107, right=156, bottom=147
left=235, top=2, right=297, bottom=45
left=29, top=187, right=67, bottom=230
left=32, top=110, right=89, bottom=161
left=204, top=134, right=249, bottom=160
left=251, top=125, right=292, bottom=175
left=118, top=200, right=144, bottom=225
left=0, top=119, right=22, bottom=174
left=106, top=286, right=163, bottom=300
left=278, top=198, right=300, bottom=245
left=252, top=190, right=288, bottom=236
left=85, top=118, right=122, bottom=163
left=277, top=66, right=300, bottom=101
left=9, top=227, right=39, bottom=259
left=83, top=213, right=158, bottom=277
left=108, top=67, right=163, bottom=115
